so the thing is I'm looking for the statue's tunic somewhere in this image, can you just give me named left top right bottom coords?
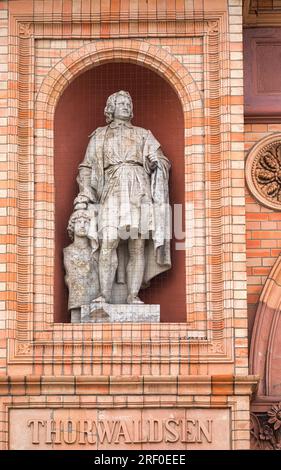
left=77, top=122, right=172, bottom=285
left=100, top=121, right=154, bottom=235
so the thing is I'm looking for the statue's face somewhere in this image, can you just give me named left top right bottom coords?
left=114, top=94, right=132, bottom=121
left=74, top=217, right=90, bottom=237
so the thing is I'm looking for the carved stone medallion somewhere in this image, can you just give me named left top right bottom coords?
left=246, top=133, right=281, bottom=210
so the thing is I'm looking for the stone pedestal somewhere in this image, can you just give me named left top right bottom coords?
left=80, top=303, right=160, bottom=323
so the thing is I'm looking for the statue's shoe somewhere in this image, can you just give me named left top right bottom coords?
left=92, top=295, right=106, bottom=303
left=127, top=295, right=144, bottom=304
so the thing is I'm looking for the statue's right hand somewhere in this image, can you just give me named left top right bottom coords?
left=74, top=194, right=89, bottom=210
left=74, top=202, right=87, bottom=210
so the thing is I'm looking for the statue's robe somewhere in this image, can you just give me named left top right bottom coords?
left=77, top=122, right=171, bottom=287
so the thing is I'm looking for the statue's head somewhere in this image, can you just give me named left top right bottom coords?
left=104, top=90, right=133, bottom=123
left=67, top=209, right=91, bottom=240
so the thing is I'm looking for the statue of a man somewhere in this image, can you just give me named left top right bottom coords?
left=74, top=90, right=171, bottom=305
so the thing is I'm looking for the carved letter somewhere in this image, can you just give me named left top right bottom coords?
left=197, top=420, right=212, bottom=443
left=63, top=420, right=77, bottom=444
left=148, top=419, right=163, bottom=443
left=27, top=420, right=45, bottom=445
left=182, top=419, right=196, bottom=443
left=46, top=420, right=62, bottom=444
left=165, top=419, right=180, bottom=443
left=114, top=420, right=132, bottom=444
left=132, top=419, right=148, bottom=443
left=78, top=420, right=96, bottom=445
left=95, top=420, right=117, bottom=444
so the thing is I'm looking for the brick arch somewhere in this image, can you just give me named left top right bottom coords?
left=36, top=39, right=202, bottom=128
left=250, top=253, right=281, bottom=397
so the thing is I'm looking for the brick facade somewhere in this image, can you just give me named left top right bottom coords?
left=0, top=0, right=258, bottom=450
left=245, top=123, right=281, bottom=338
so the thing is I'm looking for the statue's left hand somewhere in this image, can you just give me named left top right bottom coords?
left=148, top=154, right=158, bottom=169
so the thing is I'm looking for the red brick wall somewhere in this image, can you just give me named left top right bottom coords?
left=245, top=123, right=281, bottom=338
left=0, top=0, right=249, bottom=388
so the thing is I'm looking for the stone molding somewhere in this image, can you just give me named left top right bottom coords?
left=243, top=0, right=281, bottom=27
left=246, top=133, right=281, bottom=211
left=0, top=374, right=259, bottom=397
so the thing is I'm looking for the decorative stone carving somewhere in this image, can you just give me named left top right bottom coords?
left=246, top=133, right=281, bottom=210
left=19, top=23, right=32, bottom=38
left=17, top=343, right=31, bottom=355
left=268, top=402, right=281, bottom=431
left=250, top=404, right=281, bottom=450
left=64, top=91, right=171, bottom=322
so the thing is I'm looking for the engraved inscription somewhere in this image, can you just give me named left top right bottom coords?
left=9, top=408, right=231, bottom=450
left=27, top=418, right=212, bottom=446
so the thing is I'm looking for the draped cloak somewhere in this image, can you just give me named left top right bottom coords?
left=77, top=124, right=171, bottom=287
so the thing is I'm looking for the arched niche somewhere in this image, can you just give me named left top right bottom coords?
left=54, top=62, right=185, bottom=323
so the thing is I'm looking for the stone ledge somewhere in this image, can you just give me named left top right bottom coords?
left=0, top=375, right=259, bottom=397
left=80, top=303, right=160, bottom=323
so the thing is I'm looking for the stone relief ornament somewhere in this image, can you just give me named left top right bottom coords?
left=19, top=22, right=32, bottom=38
left=17, top=343, right=31, bottom=355
left=246, top=133, right=281, bottom=210
left=64, top=91, right=171, bottom=323
left=250, top=403, right=281, bottom=450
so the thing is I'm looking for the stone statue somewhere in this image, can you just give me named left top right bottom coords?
left=63, top=209, right=99, bottom=322
left=64, top=90, right=171, bottom=321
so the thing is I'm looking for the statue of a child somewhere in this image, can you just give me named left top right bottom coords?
left=63, top=209, right=99, bottom=322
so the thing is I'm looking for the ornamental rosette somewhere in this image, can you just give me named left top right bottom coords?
left=267, top=402, right=281, bottom=431
left=255, top=145, right=281, bottom=200
left=246, top=134, right=281, bottom=210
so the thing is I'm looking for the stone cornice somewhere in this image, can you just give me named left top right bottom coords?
left=0, top=375, right=259, bottom=397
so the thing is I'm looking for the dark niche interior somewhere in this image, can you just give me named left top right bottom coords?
left=54, top=61, right=186, bottom=323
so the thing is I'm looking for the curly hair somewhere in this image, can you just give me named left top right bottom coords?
left=67, top=209, right=91, bottom=241
left=104, top=90, right=133, bottom=123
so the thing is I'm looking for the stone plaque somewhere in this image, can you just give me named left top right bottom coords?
left=9, top=408, right=231, bottom=450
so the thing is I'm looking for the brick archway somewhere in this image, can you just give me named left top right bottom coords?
left=36, top=39, right=202, bottom=129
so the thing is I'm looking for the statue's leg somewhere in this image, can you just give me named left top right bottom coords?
left=70, top=308, right=81, bottom=323
left=127, top=237, right=145, bottom=304
left=98, top=227, right=119, bottom=303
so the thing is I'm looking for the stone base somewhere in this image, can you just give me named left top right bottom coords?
left=80, top=303, right=160, bottom=323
